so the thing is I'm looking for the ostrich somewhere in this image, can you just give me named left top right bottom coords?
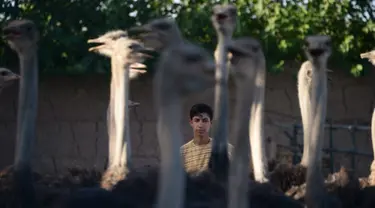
left=131, top=18, right=216, bottom=208
left=303, top=35, right=341, bottom=207
left=208, top=3, right=237, bottom=180
left=152, top=36, right=215, bottom=208
left=88, top=31, right=150, bottom=189
left=3, top=19, right=39, bottom=207
left=0, top=67, right=20, bottom=94
left=360, top=50, right=375, bottom=185
left=226, top=37, right=262, bottom=208
left=225, top=37, right=304, bottom=208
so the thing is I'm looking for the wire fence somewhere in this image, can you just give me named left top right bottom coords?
left=272, top=121, right=373, bottom=173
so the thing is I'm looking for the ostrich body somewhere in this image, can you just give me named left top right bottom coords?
left=132, top=18, right=215, bottom=208
left=3, top=19, right=39, bottom=207
left=88, top=31, right=149, bottom=189
left=303, top=35, right=341, bottom=207
left=0, top=68, right=20, bottom=94
left=208, top=3, right=237, bottom=180
left=154, top=42, right=215, bottom=208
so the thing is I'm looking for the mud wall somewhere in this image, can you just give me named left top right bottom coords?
left=1, top=66, right=375, bottom=176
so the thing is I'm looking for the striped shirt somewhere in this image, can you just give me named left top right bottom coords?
left=180, top=138, right=234, bottom=173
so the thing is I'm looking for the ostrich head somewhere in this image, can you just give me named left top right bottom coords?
left=360, top=50, right=375, bottom=66
left=157, top=44, right=215, bottom=98
left=211, top=4, right=237, bottom=36
left=0, top=68, right=20, bottom=87
left=87, top=30, right=128, bottom=57
left=3, top=19, right=39, bottom=54
left=227, top=37, right=264, bottom=79
left=88, top=32, right=153, bottom=77
left=303, top=35, right=332, bottom=67
left=128, top=18, right=182, bottom=51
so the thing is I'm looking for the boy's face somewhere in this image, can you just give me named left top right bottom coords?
left=189, top=113, right=212, bottom=137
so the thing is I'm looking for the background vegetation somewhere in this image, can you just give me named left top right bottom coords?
left=0, top=0, right=374, bottom=77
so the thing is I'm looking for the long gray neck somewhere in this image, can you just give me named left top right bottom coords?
left=211, top=32, right=231, bottom=155
left=249, top=60, right=269, bottom=183
left=228, top=75, right=253, bottom=208
left=155, top=85, right=185, bottom=208
left=305, top=60, right=328, bottom=204
left=14, top=49, right=38, bottom=169
left=109, top=55, right=130, bottom=168
left=371, top=108, right=375, bottom=157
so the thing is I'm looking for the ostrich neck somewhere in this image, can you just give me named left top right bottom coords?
left=371, top=108, right=375, bottom=157
left=228, top=81, right=252, bottom=208
left=249, top=62, right=269, bottom=182
left=299, top=66, right=312, bottom=167
left=156, top=87, right=184, bottom=208
left=109, top=55, right=130, bottom=168
left=211, top=33, right=231, bottom=150
left=14, top=49, right=38, bottom=169
left=305, top=62, right=328, bottom=201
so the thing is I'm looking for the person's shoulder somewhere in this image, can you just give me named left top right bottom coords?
left=180, top=140, right=194, bottom=151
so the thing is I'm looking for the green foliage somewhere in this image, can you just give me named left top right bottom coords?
left=0, top=0, right=374, bottom=77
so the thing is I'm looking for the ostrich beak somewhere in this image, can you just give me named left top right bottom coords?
left=2, top=26, right=22, bottom=39
left=9, top=73, right=20, bottom=80
left=130, top=63, right=147, bottom=70
left=87, top=37, right=106, bottom=44
left=87, top=37, right=110, bottom=52
left=88, top=44, right=107, bottom=52
left=3, top=73, right=20, bottom=82
left=360, top=52, right=372, bottom=59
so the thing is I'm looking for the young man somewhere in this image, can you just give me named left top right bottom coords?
left=180, top=103, right=233, bottom=173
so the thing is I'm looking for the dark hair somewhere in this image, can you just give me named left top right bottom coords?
left=189, top=103, right=213, bottom=120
